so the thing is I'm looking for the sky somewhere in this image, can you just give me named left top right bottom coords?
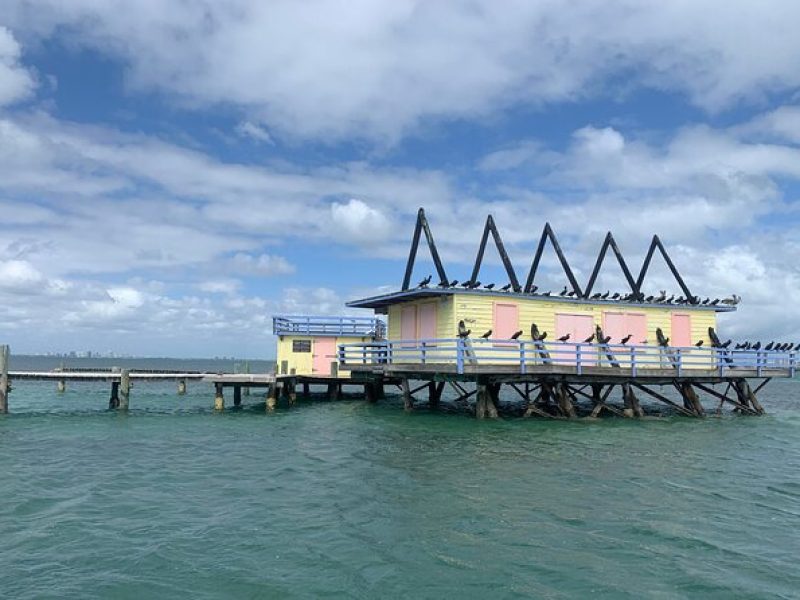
left=1, top=1, right=800, bottom=358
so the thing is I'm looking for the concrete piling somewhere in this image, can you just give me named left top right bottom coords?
left=214, top=383, right=225, bottom=411
left=118, top=369, right=131, bottom=410
left=177, top=379, right=186, bottom=395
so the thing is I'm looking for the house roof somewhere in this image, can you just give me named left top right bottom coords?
left=346, top=287, right=737, bottom=313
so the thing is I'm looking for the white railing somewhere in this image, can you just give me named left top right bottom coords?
left=338, top=338, right=797, bottom=377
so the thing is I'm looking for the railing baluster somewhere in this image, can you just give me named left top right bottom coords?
left=676, top=349, right=682, bottom=377
left=456, top=338, right=464, bottom=374
left=576, top=343, right=582, bottom=375
left=421, top=341, right=427, bottom=364
left=519, top=342, right=526, bottom=374
left=757, top=350, right=763, bottom=377
left=630, top=346, right=637, bottom=377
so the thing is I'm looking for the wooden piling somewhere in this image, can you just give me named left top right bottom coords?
left=233, top=385, right=242, bottom=407
left=364, top=382, right=377, bottom=403
left=622, top=383, right=644, bottom=418
left=401, top=378, right=413, bottom=411
left=214, top=382, right=225, bottom=411
left=57, top=379, right=66, bottom=393
left=555, top=383, right=576, bottom=418
left=118, top=369, right=131, bottom=410
left=0, top=344, right=9, bottom=414
left=109, top=381, right=120, bottom=409
left=327, top=383, right=341, bottom=402
left=475, top=381, right=498, bottom=419
left=266, top=383, right=277, bottom=411
left=679, top=382, right=704, bottom=417
left=177, top=379, right=186, bottom=395
left=302, top=382, right=310, bottom=396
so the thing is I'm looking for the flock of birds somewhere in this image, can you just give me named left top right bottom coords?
left=455, top=319, right=799, bottom=352
left=417, top=275, right=742, bottom=306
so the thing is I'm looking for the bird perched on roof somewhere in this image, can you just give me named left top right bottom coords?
left=469, top=281, right=482, bottom=289
left=710, top=299, right=720, bottom=306
left=449, top=279, right=459, bottom=287
left=721, top=294, right=741, bottom=305
left=567, top=290, right=576, bottom=297
left=752, top=341, right=761, bottom=350
left=500, top=283, right=512, bottom=292
left=601, top=291, right=610, bottom=299
left=590, top=292, right=602, bottom=300
left=540, top=290, right=551, bottom=296
left=559, top=286, right=568, bottom=296
left=460, top=280, right=472, bottom=288
left=655, top=290, right=667, bottom=302
left=765, top=341, right=775, bottom=351
left=480, top=329, right=492, bottom=339
left=794, top=343, right=800, bottom=351
left=484, top=283, right=495, bottom=290
left=695, top=340, right=704, bottom=347
left=511, top=330, right=523, bottom=340
left=611, top=292, right=621, bottom=300
left=417, top=275, right=432, bottom=287
left=557, top=333, right=571, bottom=342
left=527, top=285, right=538, bottom=293
left=645, top=295, right=654, bottom=302
left=620, top=334, right=633, bottom=344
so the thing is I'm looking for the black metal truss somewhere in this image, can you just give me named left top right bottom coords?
left=401, top=208, right=449, bottom=291
left=524, top=223, right=583, bottom=296
left=469, top=215, right=521, bottom=292
left=583, top=232, right=640, bottom=299
left=635, top=235, right=694, bottom=302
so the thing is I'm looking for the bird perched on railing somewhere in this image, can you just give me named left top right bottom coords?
left=620, top=334, right=633, bottom=344
left=530, top=323, right=547, bottom=341
left=417, top=275, right=432, bottom=288
left=695, top=340, right=704, bottom=347
left=557, top=333, right=571, bottom=342
left=511, top=330, right=523, bottom=340
left=480, top=330, right=492, bottom=339
left=600, top=335, right=612, bottom=344
left=583, top=333, right=595, bottom=343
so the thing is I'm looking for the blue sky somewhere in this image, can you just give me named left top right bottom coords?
left=1, top=1, right=800, bottom=357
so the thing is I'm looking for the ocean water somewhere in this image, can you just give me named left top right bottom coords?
left=2, top=359, right=800, bottom=599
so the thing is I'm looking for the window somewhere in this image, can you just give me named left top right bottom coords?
left=292, top=340, right=311, bottom=353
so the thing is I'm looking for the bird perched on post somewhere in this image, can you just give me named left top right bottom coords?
left=480, top=329, right=492, bottom=339
left=457, top=320, right=471, bottom=338
left=620, top=334, right=633, bottom=344
left=417, top=275, right=431, bottom=288
left=557, top=333, right=571, bottom=342
left=510, top=330, right=523, bottom=340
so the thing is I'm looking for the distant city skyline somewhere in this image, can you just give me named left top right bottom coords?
left=1, top=2, right=800, bottom=357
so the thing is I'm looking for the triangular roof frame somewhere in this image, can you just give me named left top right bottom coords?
left=401, top=208, right=449, bottom=291
left=469, top=215, right=522, bottom=292
left=636, top=235, right=695, bottom=302
left=524, top=223, right=583, bottom=296
left=583, top=232, right=640, bottom=298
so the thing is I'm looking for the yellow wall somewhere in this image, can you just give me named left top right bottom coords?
left=276, top=335, right=372, bottom=378
left=386, top=292, right=718, bottom=348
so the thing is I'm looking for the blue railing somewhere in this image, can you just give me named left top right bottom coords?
left=337, top=338, right=797, bottom=377
left=272, top=315, right=386, bottom=338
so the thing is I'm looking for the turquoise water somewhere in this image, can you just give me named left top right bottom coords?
left=2, top=364, right=800, bottom=598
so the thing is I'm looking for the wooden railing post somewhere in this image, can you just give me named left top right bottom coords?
left=0, top=344, right=8, bottom=414
left=790, top=352, right=796, bottom=378
left=421, top=341, right=427, bottom=364
left=519, top=342, right=526, bottom=374
left=757, top=350, right=763, bottom=377
left=456, top=338, right=464, bottom=374
left=576, top=343, right=582, bottom=375
left=630, top=346, right=637, bottom=377
left=676, top=349, right=682, bottom=377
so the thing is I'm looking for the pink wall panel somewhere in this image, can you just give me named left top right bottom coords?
left=671, top=313, right=691, bottom=347
left=555, top=313, right=594, bottom=364
left=313, top=337, right=336, bottom=374
left=493, top=303, right=519, bottom=340
left=418, top=303, right=437, bottom=339
left=400, top=305, right=417, bottom=341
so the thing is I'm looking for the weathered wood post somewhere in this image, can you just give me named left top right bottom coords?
left=177, top=378, right=187, bottom=395
left=679, top=382, right=704, bottom=417
left=555, top=382, right=576, bottom=418
left=621, top=383, right=643, bottom=417
left=401, top=378, right=413, bottom=411
left=118, top=369, right=131, bottom=410
left=364, top=382, right=377, bottom=403
left=233, top=385, right=242, bottom=407
left=302, top=382, right=310, bottom=396
left=244, top=361, right=251, bottom=396
left=109, top=381, right=120, bottom=409
left=214, top=382, right=225, bottom=411
left=266, top=382, right=277, bottom=411
left=57, top=379, right=66, bottom=393
left=0, top=344, right=9, bottom=414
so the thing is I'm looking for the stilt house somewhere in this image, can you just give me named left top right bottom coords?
left=345, top=209, right=738, bottom=370
left=273, top=315, right=386, bottom=377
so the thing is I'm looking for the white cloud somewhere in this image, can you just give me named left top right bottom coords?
left=0, top=26, right=35, bottom=107
left=235, top=121, right=273, bottom=144
left=330, top=199, right=390, bottom=245
left=0, top=259, right=44, bottom=292
left=230, top=253, right=294, bottom=276
left=7, top=2, right=800, bottom=142
left=196, top=279, right=241, bottom=295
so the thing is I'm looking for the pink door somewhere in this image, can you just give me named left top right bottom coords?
left=555, top=314, right=595, bottom=365
left=671, top=314, right=691, bottom=347
left=418, top=303, right=437, bottom=339
left=603, top=312, right=647, bottom=345
left=313, top=337, right=336, bottom=375
left=627, top=314, right=647, bottom=346
left=493, top=303, right=519, bottom=341
left=400, top=305, right=417, bottom=347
